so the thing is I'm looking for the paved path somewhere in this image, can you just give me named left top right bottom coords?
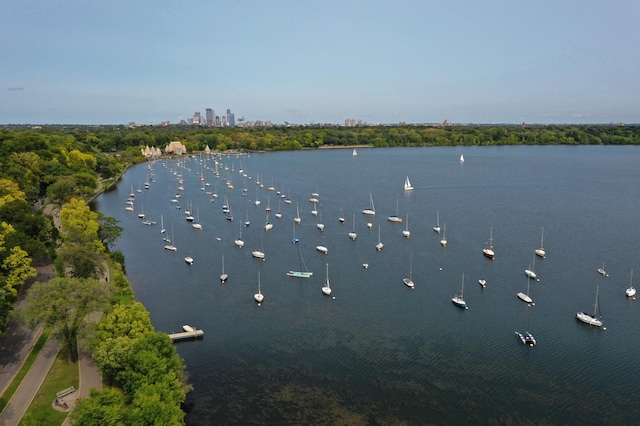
left=0, top=337, right=60, bottom=426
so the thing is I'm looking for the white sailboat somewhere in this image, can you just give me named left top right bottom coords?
left=517, top=276, right=534, bottom=304
left=404, top=176, right=414, bottom=191
left=460, top=154, right=465, bottom=163
left=352, top=148, right=358, bottom=156
left=294, top=203, right=302, bottom=224
left=433, top=210, right=441, bottom=233
left=338, top=209, right=345, bottom=223
left=164, top=223, right=177, bottom=251
left=375, top=224, right=384, bottom=251
left=316, top=234, right=328, bottom=254
left=524, top=255, right=537, bottom=280
left=184, top=249, right=193, bottom=265
left=387, top=198, right=402, bottom=223
left=244, top=210, right=250, bottom=227
left=287, top=225, right=313, bottom=278
left=403, top=253, right=415, bottom=289
left=452, top=273, right=468, bottom=309
left=192, top=206, right=202, bottom=230
left=535, top=227, right=546, bottom=258
left=515, top=304, right=537, bottom=347
left=219, top=255, right=228, bottom=283
left=576, top=285, right=603, bottom=327
left=597, top=262, right=607, bottom=277
left=322, top=263, right=332, bottom=296
left=483, top=227, right=495, bottom=259
left=349, top=213, right=357, bottom=240
left=626, top=269, right=636, bottom=298
left=160, top=214, right=166, bottom=234
left=254, top=271, right=264, bottom=304
left=440, top=223, right=447, bottom=247
left=402, top=213, right=410, bottom=238
left=138, top=204, right=145, bottom=219
left=264, top=211, right=273, bottom=231
left=362, top=192, right=376, bottom=216
left=252, top=229, right=265, bottom=260
left=316, top=206, right=325, bottom=231
left=234, top=227, right=245, bottom=247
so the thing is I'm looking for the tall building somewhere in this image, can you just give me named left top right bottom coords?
left=192, top=112, right=202, bottom=125
left=226, top=109, right=235, bottom=127
left=206, top=108, right=214, bottom=126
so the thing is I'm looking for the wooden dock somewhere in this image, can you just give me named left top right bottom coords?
left=168, top=329, right=204, bottom=341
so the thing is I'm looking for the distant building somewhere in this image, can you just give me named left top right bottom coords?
left=206, top=108, right=214, bottom=126
left=165, top=141, right=187, bottom=155
left=226, top=109, right=235, bottom=126
left=192, top=112, right=202, bottom=125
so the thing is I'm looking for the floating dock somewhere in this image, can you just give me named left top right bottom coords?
left=168, top=329, right=204, bottom=341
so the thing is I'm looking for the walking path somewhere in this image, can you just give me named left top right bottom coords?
left=0, top=337, right=60, bottom=426
left=0, top=202, right=106, bottom=425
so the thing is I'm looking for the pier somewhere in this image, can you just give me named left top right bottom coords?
left=168, top=329, right=204, bottom=341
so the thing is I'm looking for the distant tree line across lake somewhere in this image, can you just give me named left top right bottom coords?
left=2, top=124, right=639, bottom=160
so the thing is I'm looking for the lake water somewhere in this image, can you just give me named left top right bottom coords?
left=93, top=145, right=640, bottom=425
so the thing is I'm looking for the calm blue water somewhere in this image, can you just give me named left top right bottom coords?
left=93, top=146, right=640, bottom=425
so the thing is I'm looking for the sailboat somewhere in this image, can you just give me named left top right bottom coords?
left=254, top=271, right=264, bottom=304
left=517, top=275, right=534, bottom=304
left=387, top=198, right=403, bottom=223
left=460, top=154, right=465, bottom=163
left=483, top=227, right=495, bottom=259
left=535, top=228, right=546, bottom=258
left=311, top=200, right=318, bottom=216
left=440, top=223, right=447, bottom=246
left=287, top=225, right=313, bottom=278
left=452, top=273, right=468, bottom=309
left=163, top=223, right=177, bottom=251
left=338, top=209, right=345, bottom=223
left=160, top=215, right=166, bottom=234
left=294, top=203, right=302, bottom=224
left=403, top=213, right=410, bottom=238
left=317, top=206, right=325, bottom=231
left=515, top=304, right=537, bottom=346
left=219, top=255, right=228, bottom=283
left=352, top=148, right=358, bottom=156
left=275, top=198, right=282, bottom=219
left=252, top=229, right=265, bottom=260
left=362, top=192, right=376, bottom=216
left=597, top=262, right=607, bottom=277
left=316, top=233, right=328, bottom=254
left=349, top=213, right=357, bottom=240
left=375, top=225, right=384, bottom=251
left=433, top=210, right=441, bottom=233
left=403, top=253, right=415, bottom=289
left=264, top=211, right=273, bottom=231
left=244, top=210, right=250, bottom=227
left=184, top=249, right=194, bottom=265
left=138, top=204, right=145, bottom=219
left=576, top=285, right=603, bottom=327
left=524, top=255, right=537, bottom=280
left=234, top=227, right=245, bottom=247
left=192, top=206, right=202, bottom=230
left=404, top=176, right=414, bottom=191
left=322, top=263, right=332, bottom=296
left=626, top=269, right=636, bottom=298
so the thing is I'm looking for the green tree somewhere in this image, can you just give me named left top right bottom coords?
left=69, top=388, right=126, bottom=426
left=20, top=276, right=111, bottom=362
left=2, top=246, right=36, bottom=296
left=98, top=214, right=123, bottom=250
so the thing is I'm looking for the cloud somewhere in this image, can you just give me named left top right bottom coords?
left=8, top=87, right=24, bottom=91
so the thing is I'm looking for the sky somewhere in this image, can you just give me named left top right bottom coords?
left=2, top=0, right=639, bottom=125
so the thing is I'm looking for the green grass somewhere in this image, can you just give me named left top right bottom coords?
left=0, top=330, right=50, bottom=413
left=19, top=346, right=79, bottom=426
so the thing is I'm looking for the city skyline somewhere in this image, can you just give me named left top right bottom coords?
left=2, top=1, right=639, bottom=125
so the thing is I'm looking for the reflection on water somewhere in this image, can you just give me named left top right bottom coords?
left=93, top=146, right=640, bottom=424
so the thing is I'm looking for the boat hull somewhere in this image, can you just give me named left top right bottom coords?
left=517, top=292, right=532, bottom=303
left=576, top=312, right=603, bottom=327
left=287, top=271, right=313, bottom=278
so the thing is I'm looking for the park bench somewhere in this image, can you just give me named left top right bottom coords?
left=56, top=386, right=75, bottom=398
